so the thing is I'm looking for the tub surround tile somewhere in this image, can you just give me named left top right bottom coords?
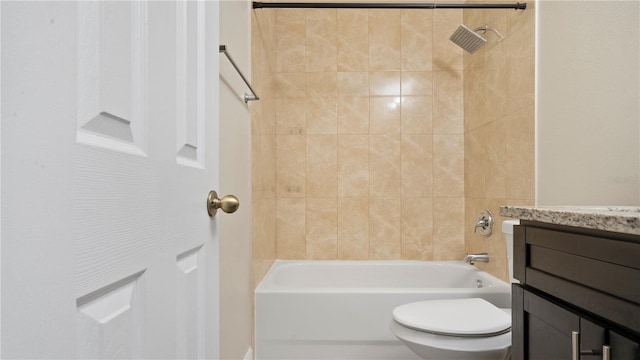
left=275, top=73, right=306, bottom=98
left=338, top=96, right=369, bottom=134
left=305, top=9, right=337, bottom=72
left=369, top=10, right=401, bottom=71
left=401, top=10, right=433, bottom=71
left=306, top=198, right=338, bottom=259
left=401, top=96, right=432, bottom=134
left=276, top=98, right=305, bottom=135
left=401, top=134, right=433, bottom=198
left=433, top=70, right=463, bottom=134
left=276, top=9, right=306, bottom=73
left=401, top=198, right=434, bottom=260
left=433, top=134, right=464, bottom=198
left=401, top=71, right=433, bottom=96
left=433, top=197, right=465, bottom=260
left=369, top=71, right=400, bottom=96
left=305, top=96, right=337, bottom=134
left=505, top=106, right=535, bottom=200
left=306, top=135, right=338, bottom=197
left=369, top=96, right=401, bottom=134
left=337, top=10, right=369, bottom=72
left=370, top=198, right=402, bottom=259
left=433, top=10, right=463, bottom=71
left=370, top=134, right=402, bottom=198
left=306, top=72, right=337, bottom=97
left=500, top=206, right=640, bottom=235
left=482, top=120, right=507, bottom=200
left=253, top=9, right=279, bottom=290
left=338, top=198, right=370, bottom=260
left=256, top=5, right=534, bottom=281
left=505, top=10, right=535, bottom=114
left=337, top=72, right=369, bottom=96
left=276, top=135, right=305, bottom=197
left=276, top=198, right=306, bottom=259
left=338, top=135, right=370, bottom=197
left=462, top=7, right=535, bottom=283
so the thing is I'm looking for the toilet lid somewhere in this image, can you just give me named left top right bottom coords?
left=392, top=298, right=511, bottom=337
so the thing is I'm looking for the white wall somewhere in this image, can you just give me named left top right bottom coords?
left=536, top=1, right=640, bottom=205
left=219, top=0, right=253, bottom=359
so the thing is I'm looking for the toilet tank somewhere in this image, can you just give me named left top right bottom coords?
left=501, top=220, right=520, bottom=284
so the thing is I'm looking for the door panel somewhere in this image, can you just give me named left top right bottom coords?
left=1, top=1, right=220, bottom=358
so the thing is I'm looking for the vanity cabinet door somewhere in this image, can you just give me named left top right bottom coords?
left=609, top=331, right=640, bottom=359
left=515, top=287, right=640, bottom=360
left=581, top=319, right=606, bottom=358
left=523, top=289, right=579, bottom=360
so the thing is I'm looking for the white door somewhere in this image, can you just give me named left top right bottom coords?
left=1, top=1, right=221, bottom=358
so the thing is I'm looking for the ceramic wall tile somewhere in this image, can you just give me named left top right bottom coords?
left=369, top=197, right=402, bottom=259
left=277, top=135, right=306, bottom=197
left=401, top=71, right=433, bottom=96
left=338, top=197, right=370, bottom=259
left=433, top=134, right=464, bottom=198
left=338, top=72, right=369, bottom=96
left=505, top=105, right=535, bottom=201
left=401, top=134, right=433, bottom=198
left=370, top=134, right=402, bottom=198
left=401, top=96, right=432, bottom=134
left=306, top=198, right=338, bottom=259
left=401, top=198, right=434, bottom=260
left=338, top=135, right=370, bottom=197
left=338, top=96, right=369, bottom=134
left=433, top=197, right=465, bottom=260
left=276, top=197, right=306, bottom=259
left=433, top=70, right=463, bottom=134
left=276, top=98, right=305, bottom=135
left=401, top=10, right=433, bottom=71
left=275, top=72, right=306, bottom=98
left=370, top=96, right=401, bottom=134
left=306, top=135, right=338, bottom=197
left=433, top=10, right=463, bottom=71
left=306, top=9, right=337, bottom=72
left=337, top=10, right=369, bottom=72
left=260, top=5, right=534, bottom=277
left=305, top=96, right=337, bottom=134
left=369, top=10, right=401, bottom=71
left=276, top=9, right=305, bottom=73
left=370, top=71, right=401, bottom=96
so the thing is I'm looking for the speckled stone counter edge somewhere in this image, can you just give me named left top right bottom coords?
left=500, top=206, right=640, bottom=236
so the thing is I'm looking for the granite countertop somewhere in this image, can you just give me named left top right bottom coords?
left=500, top=206, right=640, bottom=235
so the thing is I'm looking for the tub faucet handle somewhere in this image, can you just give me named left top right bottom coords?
left=473, top=210, right=494, bottom=236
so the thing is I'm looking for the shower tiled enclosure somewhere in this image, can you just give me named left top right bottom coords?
left=251, top=5, right=535, bottom=287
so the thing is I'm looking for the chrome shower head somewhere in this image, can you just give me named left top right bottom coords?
left=449, top=24, right=505, bottom=54
left=449, top=24, right=486, bottom=54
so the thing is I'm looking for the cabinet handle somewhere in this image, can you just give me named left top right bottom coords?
left=603, top=345, right=611, bottom=360
left=572, top=331, right=580, bottom=360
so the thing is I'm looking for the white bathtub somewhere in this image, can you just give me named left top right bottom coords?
left=255, top=260, right=511, bottom=360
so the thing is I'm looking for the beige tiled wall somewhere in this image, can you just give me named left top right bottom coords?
left=463, top=6, right=536, bottom=281
left=251, top=5, right=535, bottom=284
left=270, top=8, right=466, bottom=262
left=251, top=8, right=277, bottom=289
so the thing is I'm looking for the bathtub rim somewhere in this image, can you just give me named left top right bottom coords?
left=255, top=259, right=511, bottom=294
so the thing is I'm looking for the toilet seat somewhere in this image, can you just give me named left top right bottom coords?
left=392, top=298, right=511, bottom=337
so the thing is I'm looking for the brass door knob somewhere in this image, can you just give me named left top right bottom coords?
left=207, top=191, right=239, bottom=217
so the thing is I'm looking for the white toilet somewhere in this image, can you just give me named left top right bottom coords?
left=390, top=220, right=520, bottom=360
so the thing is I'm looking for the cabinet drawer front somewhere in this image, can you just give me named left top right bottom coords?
left=526, top=268, right=640, bottom=335
left=529, top=245, right=640, bottom=304
left=526, top=227, right=640, bottom=270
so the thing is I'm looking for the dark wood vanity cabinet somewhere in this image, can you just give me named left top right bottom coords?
left=512, top=221, right=640, bottom=359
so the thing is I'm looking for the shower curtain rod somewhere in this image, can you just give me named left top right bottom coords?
left=252, top=2, right=527, bottom=10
